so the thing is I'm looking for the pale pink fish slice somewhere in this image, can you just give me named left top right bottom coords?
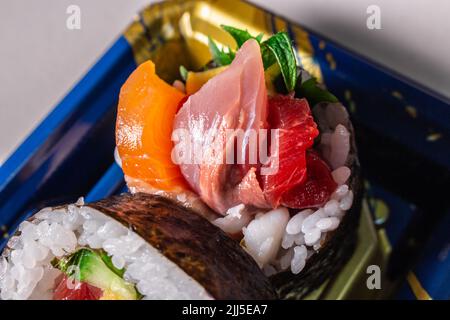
left=173, top=39, right=268, bottom=214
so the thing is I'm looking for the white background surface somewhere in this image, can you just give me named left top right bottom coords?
left=1, top=0, right=449, bottom=164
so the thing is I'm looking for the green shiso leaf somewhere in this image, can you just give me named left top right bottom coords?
left=255, top=32, right=264, bottom=43
left=208, top=37, right=234, bottom=66
left=261, top=44, right=277, bottom=69
left=179, top=65, right=188, bottom=82
left=210, top=26, right=298, bottom=92
left=297, top=77, right=339, bottom=106
left=221, top=25, right=263, bottom=47
left=261, top=32, right=298, bottom=92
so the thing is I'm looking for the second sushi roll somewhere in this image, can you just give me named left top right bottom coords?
left=0, top=193, right=275, bottom=300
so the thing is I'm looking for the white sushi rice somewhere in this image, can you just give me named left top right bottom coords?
left=234, top=123, right=354, bottom=276
left=0, top=199, right=211, bottom=300
left=242, top=208, right=289, bottom=268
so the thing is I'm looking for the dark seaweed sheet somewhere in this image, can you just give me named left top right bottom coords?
left=89, top=193, right=276, bottom=300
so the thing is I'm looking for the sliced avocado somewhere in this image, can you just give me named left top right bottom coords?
left=98, top=250, right=125, bottom=278
left=53, top=248, right=139, bottom=300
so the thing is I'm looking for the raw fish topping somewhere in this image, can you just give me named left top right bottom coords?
left=281, top=150, right=337, bottom=209
left=53, top=275, right=103, bottom=300
left=261, top=95, right=319, bottom=207
left=116, top=60, right=189, bottom=191
left=172, top=39, right=336, bottom=214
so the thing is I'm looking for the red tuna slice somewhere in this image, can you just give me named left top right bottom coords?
left=173, top=39, right=268, bottom=214
left=53, top=275, right=103, bottom=300
left=261, top=95, right=319, bottom=207
left=281, top=150, right=337, bottom=209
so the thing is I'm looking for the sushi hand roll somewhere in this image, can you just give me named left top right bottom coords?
left=0, top=194, right=276, bottom=300
left=114, top=26, right=362, bottom=299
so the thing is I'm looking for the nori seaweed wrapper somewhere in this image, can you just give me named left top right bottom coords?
left=89, top=193, right=277, bottom=300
